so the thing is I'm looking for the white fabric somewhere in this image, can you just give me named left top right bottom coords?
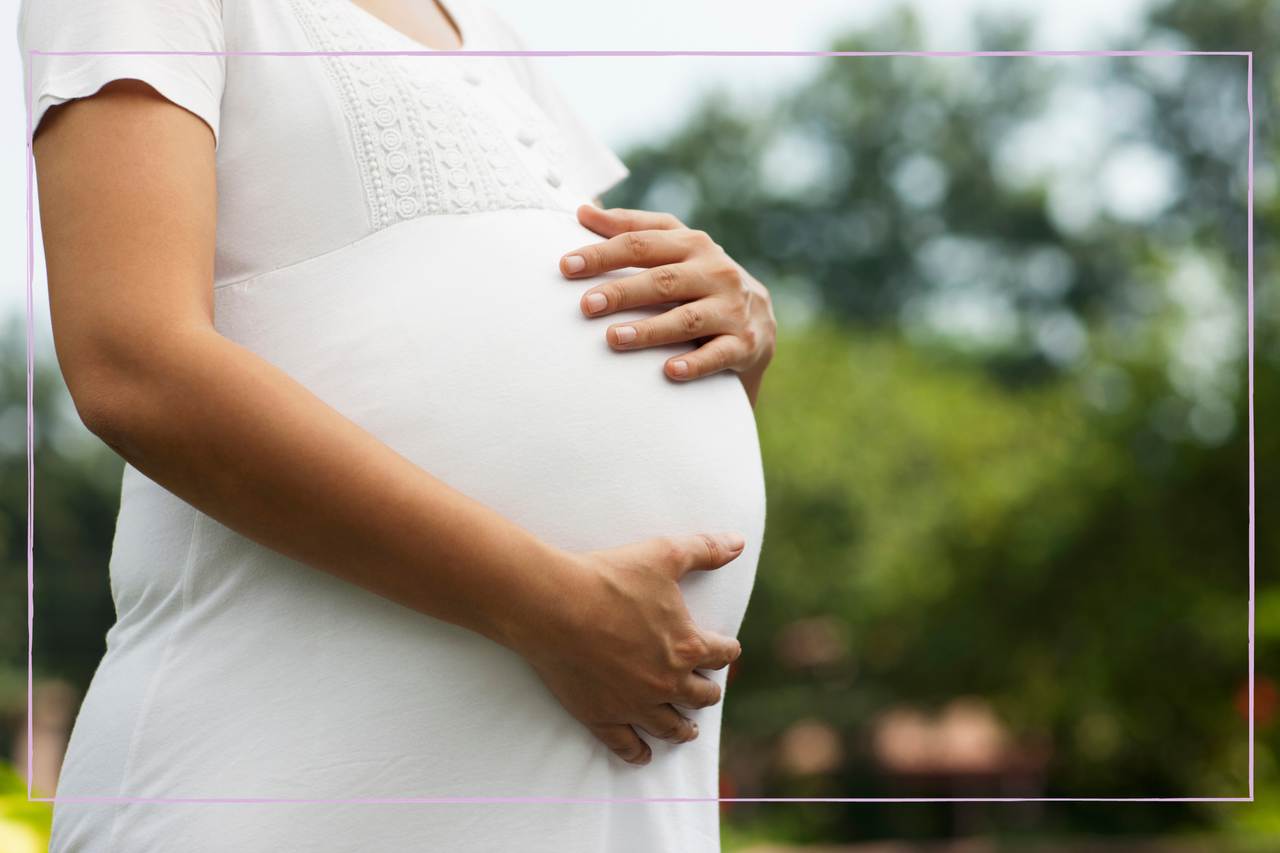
left=19, top=1, right=767, bottom=851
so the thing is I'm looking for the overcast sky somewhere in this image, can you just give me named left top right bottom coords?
left=3, top=0, right=1159, bottom=360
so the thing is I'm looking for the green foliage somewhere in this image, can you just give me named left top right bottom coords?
left=725, top=322, right=1254, bottom=832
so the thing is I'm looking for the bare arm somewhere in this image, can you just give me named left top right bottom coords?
left=35, top=79, right=568, bottom=649
left=35, top=80, right=741, bottom=766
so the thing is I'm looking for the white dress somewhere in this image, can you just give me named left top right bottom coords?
left=19, top=1, right=767, bottom=850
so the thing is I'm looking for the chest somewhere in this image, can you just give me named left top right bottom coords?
left=342, top=0, right=464, bottom=52
left=213, top=0, right=591, bottom=284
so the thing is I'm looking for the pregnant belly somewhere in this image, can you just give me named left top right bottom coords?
left=67, top=208, right=766, bottom=803
left=213, top=207, right=765, bottom=639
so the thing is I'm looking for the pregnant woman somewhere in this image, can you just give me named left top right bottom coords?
left=22, top=0, right=774, bottom=850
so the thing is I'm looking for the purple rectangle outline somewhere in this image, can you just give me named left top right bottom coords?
left=23, top=48, right=1255, bottom=805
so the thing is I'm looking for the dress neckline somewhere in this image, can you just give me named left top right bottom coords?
left=340, top=0, right=469, bottom=53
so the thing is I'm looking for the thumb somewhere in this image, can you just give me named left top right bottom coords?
left=666, top=532, right=745, bottom=581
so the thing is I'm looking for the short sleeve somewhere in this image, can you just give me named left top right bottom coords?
left=482, top=7, right=630, bottom=200
left=17, top=0, right=226, bottom=151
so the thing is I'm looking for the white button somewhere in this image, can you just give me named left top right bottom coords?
left=463, top=68, right=482, bottom=85
left=516, top=126, right=538, bottom=147
left=545, top=167, right=562, bottom=188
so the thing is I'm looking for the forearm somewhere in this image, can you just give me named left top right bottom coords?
left=85, top=325, right=571, bottom=652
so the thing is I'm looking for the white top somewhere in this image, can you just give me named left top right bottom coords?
left=20, top=2, right=767, bottom=851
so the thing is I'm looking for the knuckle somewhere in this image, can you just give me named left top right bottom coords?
left=680, top=305, right=704, bottom=337
left=652, top=265, right=679, bottom=301
left=659, top=719, right=685, bottom=741
left=613, top=740, right=641, bottom=761
left=649, top=673, right=679, bottom=698
left=709, top=344, right=733, bottom=374
left=672, top=633, right=709, bottom=667
left=697, top=532, right=725, bottom=564
left=606, top=280, right=628, bottom=310
left=719, top=261, right=747, bottom=295
left=623, top=230, right=650, bottom=254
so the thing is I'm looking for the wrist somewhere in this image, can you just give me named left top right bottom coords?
left=487, top=540, right=588, bottom=661
left=737, top=333, right=775, bottom=409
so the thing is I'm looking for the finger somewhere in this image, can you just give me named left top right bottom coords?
left=605, top=296, right=730, bottom=348
left=692, top=631, right=742, bottom=673
left=563, top=228, right=709, bottom=279
left=634, top=705, right=699, bottom=745
left=575, top=204, right=686, bottom=238
left=662, top=533, right=745, bottom=581
left=592, top=722, right=653, bottom=765
left=672, top=670, right=724, bottom=710
left=663, top=334, right=750, bottom=380
left=582, top=263, right=695, bottom=318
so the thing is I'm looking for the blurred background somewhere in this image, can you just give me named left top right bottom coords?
left=2, top=0, right=1274, bottom=850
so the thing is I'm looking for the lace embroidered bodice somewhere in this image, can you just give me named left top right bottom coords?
left=288, top=0, right=580, bottom=229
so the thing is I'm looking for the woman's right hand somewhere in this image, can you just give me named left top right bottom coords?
left=510, top=532, right=746, bottom=766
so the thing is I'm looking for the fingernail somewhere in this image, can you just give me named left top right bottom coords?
left=616, top=326, right=636, bottom=344
left=733, top=644, right=743, bottom=661
left=672, top=360, right=688, bottom=377
left=586, top=292, right=606, bottom=313
left=564, top=254, right=585, bottom=274
left=724, top=533, right=744, bottom=551
left=691, top=722, right=699, bottom=739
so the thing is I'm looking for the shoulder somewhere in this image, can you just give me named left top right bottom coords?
left=18, top=0, right=225, bottom=50
left=18, top=0, right=227, bottom=150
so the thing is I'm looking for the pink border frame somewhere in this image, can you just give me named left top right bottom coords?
left=22, top=47, right=1255, bottom=806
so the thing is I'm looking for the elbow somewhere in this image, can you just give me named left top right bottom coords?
left=65, top=368, right=137, bottom=452
left=58, top=324, right=218, bottom=460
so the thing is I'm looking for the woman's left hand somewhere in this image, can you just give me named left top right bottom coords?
left=560, top=204, right=777, bottom=407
